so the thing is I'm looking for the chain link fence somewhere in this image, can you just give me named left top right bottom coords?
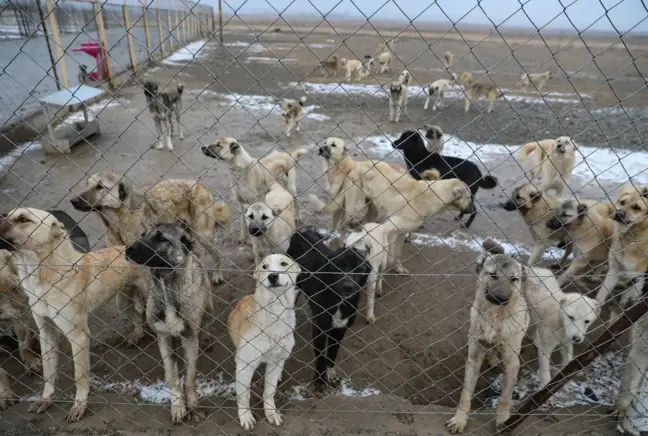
left=0, top=0, right=647, bottom=434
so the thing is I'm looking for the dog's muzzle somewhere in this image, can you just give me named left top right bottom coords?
left=318, top=146, right=330, bottom=158
left=248, top=224, right=266, bottom=237
left=546, top=217, right=563, bottom=230
left=70, top=196, right=94, bottom=212
left=201, top=146, right=220, bottom=159
left=501, top=200, right=519, bottom=212
left=613, top=209, right=628, bottom=224
left=0, top=236, right=16, bottom=252
left=485, top=288, right=512, bottom=306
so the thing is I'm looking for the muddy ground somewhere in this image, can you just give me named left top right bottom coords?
left=0, top=18, right=646, bottom=435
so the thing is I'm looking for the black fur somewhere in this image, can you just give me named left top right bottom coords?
left=287, top=228, right=371, bottom=391
left=393, top=130, right=498, bottom=228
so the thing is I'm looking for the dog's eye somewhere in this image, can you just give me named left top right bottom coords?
left=619, top=200, right=626, bottom=206
left=248, top=214, right=254, bottom=220
left=568, top=315, right=575, bottom=321
left=280, top=261, right=288, bottom=267
left=632, top=204, right=642, bottom=211
left=16, top=216, right=30, bottom=224
left=95, top=184, right=104, bottom=191
left=510, top=277, right=519, bottom=283
left=261, top=214, right=268, bottom=220
left=262, top=264, right=268, bottom=270
left=490, top=273, right=497, bottom=280
left=584, top=319, right=590, bottom=324
left=331, top=143, right=336, bottom=147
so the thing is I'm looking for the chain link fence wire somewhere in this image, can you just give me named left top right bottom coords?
left=0, top=0, right=647, bottom=434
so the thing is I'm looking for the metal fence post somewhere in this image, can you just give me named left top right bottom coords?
left=218, top=1, right=222, bottom=43
left=44, top=0, right=69, bottom=89
left=157, top=0, right=165, bottom=57
left=123, top=1, right=137, bottom=74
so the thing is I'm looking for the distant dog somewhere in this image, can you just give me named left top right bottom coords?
left=0, top=208, right=150, bottom=422
left=344, top=220, right=408, bottom=324
left=460, top=72, right=502, bottom=113
left=546, top=198, right=615, bottom=285
left=201, top=138, right=306, bottom=242
left=522, top=265, right=599, bottom=389
left=340, top=57, right=372, bottom=82
left=501, top=183, right=568, bottom=266
left=375, top=40, right=395, bottom=74
left=388, top=69, right=411, bottom=122
left=392, top=130, right=497, bottom=228
left=287, top=229, right=371, bottom=391
left=228, top=254, right=301, bottom=430
left=444, top=51, right=454, bottom=70
left=521, top=71, right=553, bottom=93
left=321, top=55, right=339, bottom=78
left=143, top=81, right=184, bottom=151
left=517, top=136, right=577, bottom=196
left=424, top=74, right=457, bottom=111
left=281, top=96, right=306, bottom=137
left=446, top=241, right=530, bottom=434
left=126, top=221, right=211, bottom=424
left=246, top=182, right=296, bottom=259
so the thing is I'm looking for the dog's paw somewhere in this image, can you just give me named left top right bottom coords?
left=0, top=389, right=17, bottom=410
left=311, top=377, right=327, bottom=393
left=178, top=134, right=185, bottom=140
left=365, top=314, right=377, bottom=325
left=66, top=401, right=87, bottom=423
left=210, top=272, right=224, bottom=286
left=326, top=366, right=341, bottom=387
left=445, top=414, right=468, bottom=434
left=186, top=407, right=205, bottom=423
left=393, top=263, right=409, bottom=275
left=239, top=410, right=256, bottom=430
left=495, top=409, right=511, bottom=431
left=265, top=409, right=283, bottom=427
left=28, top=397, right=53, bottom=414
left=24, top=356, right=42, bottom=375
left=125, top=326, right=146, bottom=347
left=171, top=404, right=187, bottom=424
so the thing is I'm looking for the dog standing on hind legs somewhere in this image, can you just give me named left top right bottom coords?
left=228, top=254, right=301, bottom=430
left=144, top=81, right=184, bottom=151
left=126, top=221, right=211, bottom=424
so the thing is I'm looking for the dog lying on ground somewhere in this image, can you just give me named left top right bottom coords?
left=460, top=72, right=502, bottom=113
left=546, top=198, right=615, bottom=286
left=388, top=70, right=412, bottom=122
left=321, top=55, right=339, bottom=78
left=308, top=137, right=396, bottom=232
left=521, top=71, right=553, bottom=93
left=201, top=138, right=306, bottom=242
left=126, top=221, right=211, bottom=424
left=246, top=182, right=296, bottom=260
left=344, top=219, right=410, bottom=324
left=0, top=208, right=150, bottom=422
left=228, top=254, right=301, bottom=430
left=143, top=81, right=184, bottom=151
left=501, top=183, right=569, bottom=266
left=287, top=228, right=371, bottom=391
left=392, top=129, right=497, bottom=228
left=446, top=241, right=530, bottom=434
left=424, top=74, right=457, bottom=111
left=282, top=96, right=306, bottom=137
left=517, top=136, right=577, bottom=197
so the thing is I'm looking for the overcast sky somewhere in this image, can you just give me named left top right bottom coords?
left=205, top=0, right=648, bottom=34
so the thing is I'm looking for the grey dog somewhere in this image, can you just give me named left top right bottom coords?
left=143, top=81, right=184, bottom=151
left=126, top=221, right=211, bottom=424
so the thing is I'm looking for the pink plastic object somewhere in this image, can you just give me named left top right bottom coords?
left=72, top=41, right=107, bottom=81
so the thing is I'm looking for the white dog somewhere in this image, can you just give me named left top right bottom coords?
left=424, top=74, right=457, bottom=111
left=389, top=69, right=411, bottom=122
left=521, top=71, right=553, bottom=93
left=517, top=136, right=577, bottom=197
left=228, top=254, right=301, bottom=430
left=340, top=56, right=373, bottom=82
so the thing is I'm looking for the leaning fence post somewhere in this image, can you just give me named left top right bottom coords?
left=166, top=0, right=173, bottom=51
left=142, top=4, right=152, bottom=60
left=218, top=1, right=223, bottom=43
left=94, top=2, right=113, bottom=89
left=123, top=0, right=137, bottom=74
left=44, top=0, right=69, bottom=89
left=36, top=0, right=61, bottom=90
left=174, top=0, right=182, bottom=43
left=156, top=0, right=165, bottom=57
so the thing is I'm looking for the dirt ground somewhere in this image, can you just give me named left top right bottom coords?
left=0, top=18, right=646, bottom=435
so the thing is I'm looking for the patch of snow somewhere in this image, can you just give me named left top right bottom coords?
left=0, top=141, right=42, bottom=174
left=245, top=56, right=297, bottom=64
left=163, top=40, right=208, bottom=65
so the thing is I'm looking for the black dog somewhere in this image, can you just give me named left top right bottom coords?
left=393, top=128, right=498, bottom=228
left=287, top=228, right=371, bottom=391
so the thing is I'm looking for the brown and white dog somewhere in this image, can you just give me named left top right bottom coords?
left=281, top=96, right=307, bottom=137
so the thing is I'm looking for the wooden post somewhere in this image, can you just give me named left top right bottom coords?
left=142, top=4, right=152, bottom=59
left=167, top=0, right=173, bottom=51
left=44, top=0, right=68, bottom=89
left=94, top=3, right=113, bottom=88
left=218, top=1, right=223, bottom=42
left=36, top=0, right=60, bottom=90
left=123, top=2, right=137, bottom=74
left=175, top=0, right=182, bottom=43
left=157, top=0, right=165, bottom=56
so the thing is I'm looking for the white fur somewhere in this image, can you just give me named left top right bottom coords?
left=424, top=75, right=456, bottom=111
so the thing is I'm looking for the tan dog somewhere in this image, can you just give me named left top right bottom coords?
left=446, top=241, right=530, bottom=434
left=546, top=198, right=615, bottom=286
left=245, top=182, right=296, bottom=260
left=388, top=69, right=412, bottom=122
left=375, top=40, right=395, bottom=74
left=461, top=72, right=501, bottom=113
left=308, top=137, right=396, bottom=231
left=501, top=183, right=569, bottom=266
left=0, top=208, right=150, bottom=422
left=521, top=71, right=553, bottom=93
left=340, top=57, right=372, bottom=82
left=321, top=55, right=339, bottom=78
left=229, top=254, right=301, bottom=431
left=281, top=96, right=306, bottom=137
left=201, top=138, right=306, bottom=243
left=517, top=136, right=577, bottom=196
left=444, top=51, right=454, bottom=70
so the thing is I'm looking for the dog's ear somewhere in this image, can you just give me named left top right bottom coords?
left=483, top=238, right=504, bottom=255
left=452, top=185, right=467, bottom=199
left=521, top=265, right=528, bottom=283
left=175, top=219, right=189, bottom=231
left=118, top=182, right=128, bottom=202
left=577, top=203, right=588, bottom=215
left=49, top=218, right=66, bottom=238
left=271, top=206, right=281, bottom=217
left=230, top=142, right=240, bottom=154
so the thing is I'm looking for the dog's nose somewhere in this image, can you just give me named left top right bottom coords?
left=572, top=335, right=583, bottom=343
left=268, top=273, right=279, bottom=285
left=201, top=146, right=216, bottom=158
left=613, top=209, right=627, bottom=223
left=342, top=280, right=355, bottom=293
left=70, top=197, right=80, bottom=207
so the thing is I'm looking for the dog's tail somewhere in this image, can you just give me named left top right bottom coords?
left=298, top=96, right=306, bottom=106
left=292, top=148, right=307, bottom=160
left=517, top=142, right=541, bottom=163
left=421, top=169, right=441, bottom=181
left=190, top=183, right=232, bottom=230
left=479, top=175, right=498, bottom=189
